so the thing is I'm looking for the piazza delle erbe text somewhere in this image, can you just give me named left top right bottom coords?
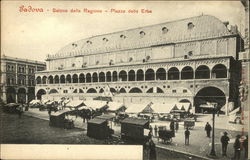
left=1, top=1, right=249, bottom=160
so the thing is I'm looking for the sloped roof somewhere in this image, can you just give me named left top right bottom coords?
left=66, top=100, right=84, bottom=107
left=83, top=100, right=107, bottom=110
left=176, top=102, right=191, bottom=111
left=107, top=102, right=125, bottom=111
left=50, top=15, right=231, bottom=59
left=151, top=103, right=176, bottom=113
left=125, top=103, right=151, bottom=113
left=120, top=117, right=149, bottom=126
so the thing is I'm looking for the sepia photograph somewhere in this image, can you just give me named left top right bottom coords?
left=0, top=1, right=249, bottom=160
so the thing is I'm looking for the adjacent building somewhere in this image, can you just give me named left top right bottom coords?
left=35, top=15, right=244, bottom=114
left=0, top=55, right=46, bottom=103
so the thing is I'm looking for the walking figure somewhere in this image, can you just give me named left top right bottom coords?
left=170, top=121, right=175, bottom=131
left=154, top=125, right=158, bottom=137
left=243, top=135, right=248, bottom=159
left=234, top=135, right=241, bottom=160
left=18, top=104, right=23, bottom=118
left=185, top=128, right=190, bottom=145
left=148, top=138, right=157, bottom=160
left=205, top=122, right=212, bottom=138
left=220, top=132, right=230, bottom=156
left=175, top=122, right=179, bottom=133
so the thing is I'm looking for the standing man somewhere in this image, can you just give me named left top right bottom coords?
left=205, top=122, right=212, bottom=138
left=220, top=132, right=230, bottom=157
left=185, top=128, right=190, bottom=145
left=154, top=125, right=158, bottom=137
left=175, top=121, right=179, bottom=133
left=234, top=135, right=241, bottom=160
left=243, top=135, right=248, bottom=159
left=170, top=121, right=175, bottom=131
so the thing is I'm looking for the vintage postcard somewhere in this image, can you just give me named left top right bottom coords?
left=1, top=1, right=249, bottom=160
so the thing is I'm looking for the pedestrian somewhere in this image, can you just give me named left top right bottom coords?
left=243, top=135, right=248, bottom=159
left=205, top=122, right=212, bottom=138
left=170, top=121, right=175, bottom=131
left=234, top=135, right=241, bottom=160
left=18, top=104, right=23, bottom=118
left=154, top=125, right=158, bottom=137
left=185, top=128, right=190, bottom=145
left=175, top=121, right=179, bottom=133
left=148, top=138, right=157, bottom=160
left=48, top=107, right=51, bottom=117
left=220, top=132, right=230, bottom=156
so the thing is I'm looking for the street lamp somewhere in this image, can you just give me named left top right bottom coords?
left=208, top=103, right=218, bottom=158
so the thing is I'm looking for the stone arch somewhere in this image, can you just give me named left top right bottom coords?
left=181, top=66, right=194, bottom=80
left=195, top=65, right=210, bottom=79
left=87, top=88, right=97, bottom=93
left=17, top=88, right=26, bottom=103
left=212, top=64, right=227, bottom=78
left=60, top=75, right=65, bottom=83
left=54, top=75, right=59, bottom=84
left=86, top=73, right=91, bottom=83
left=66, top=74, right=72, bottom=83
left=36, top=89, right=46, bottom=100
left=42, top=76, right=47, bottom=84
left=48, top=75, right=53, bottom=84
left=99, top=72, right=105, bottom=82
left=156, top=68, right=166, bottom=80
left=119, top=88, right=126, bottom=93
left=6, top=87, right=16, bottom=103
left=79, top=74, right=85, bottom=83
left=168, top=67, right=179, bottom=80
left=112, top=71, right=118, bottom=82
left=72, top=74, right=78, bottom=83
left=36, top=76, right=41, bottom=84
left=129, top=87, right=143, bottom=93
left=137, top=69, right=144, bottom=81
left=128, top=70, right=136, bottom=81
left=119, top=70, right=127, bottom=81
left=106, top=71, right=112, bottom=82
left=145, top=68, right=155, bottom=81
left=92, top=72, right=98, bottom=82
left=49, top=89, right=59, bottom=94
left=194, top=86, right=226, bottom=113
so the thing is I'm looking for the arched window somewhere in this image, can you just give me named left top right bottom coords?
left=106, top=71, right=111, bottom=82
left=145, top=69, right=155, bottom=81
left=86, top=73, right=91, bottom=83
left=119, top=88, right=126, bottom=93
left=99, top=72, right=105, bottom=82
left=195, top=65, right=210, bottom=79
left=129, top=87, right=143, bottom=93
left=39, top=76, right=44, bottom=84
left=137, top=69, right=144, bottom=81
left=212, top=64, right=227, bottom=78
left=49, top=89, right=58, bottom=94
left=72, top=74, right=78, bottom=83
left=156, top=68, right=166, bottom=80
left=79, top=74, right=85, bottom=83
left=66, top=74, right=71, bottom=83
left=60, top=75, right=65, bottom=83
left=48, top=76, right=53, bottom=84
left=119, top=70, right=127, bottom=81
left=146, top=88, right=153, bottom=93
left=128, top=70, right=135, bottom=81
left=181, top=66, right=194, bottom=80
left=99, top=88, right=104, bottom=93
left=112, top=71, right=118, bottom=82
left=87, top=88, right=97, bottom=93
left=92, top=72, right=98, bottom=82
left=168, top=67, right=179, bottom=80
left=36, top=76, right=41, bottom=84
left=79, top=89, right=84, bottom=93
left=54, top=75, right=59, bottom=84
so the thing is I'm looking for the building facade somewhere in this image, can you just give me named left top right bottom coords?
left=0, top=55, right=46, bottom=103
left=35, top=15, right=244, bottom=114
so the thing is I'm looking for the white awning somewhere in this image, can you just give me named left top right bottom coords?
left=29, top=100, right=41, bottom=105
left=107, top=102, right=125, bottom=111
left=125, top=103, right=151, bottom=113
left=66, top=100, right=84, bottom=108
left=83, top=100, right=107, bottom=110
left=151, top=103, right=175, bottom=114
left=46, top=101, right=56, bottom=105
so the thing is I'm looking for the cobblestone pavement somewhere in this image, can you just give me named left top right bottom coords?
left=18, top=109, right=249, bottom=160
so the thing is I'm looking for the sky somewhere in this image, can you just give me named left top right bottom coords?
left=1, top=1, right=245, bottom=62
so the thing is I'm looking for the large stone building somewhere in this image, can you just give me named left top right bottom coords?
left=0, top=55, right=46, bottom=103
left=35, top=15, right=244, bottom=114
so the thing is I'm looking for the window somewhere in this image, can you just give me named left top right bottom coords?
left=172, top=90, right=176, bottom=93
left=7, top=78, right=10, bottom=85
left=188, top=22, right=194, bottom=29
left=86, top=40, right=92, bottom=44
left=11, top=66, right=14, bottom=71
left=103, top=38, right=108, bottom=42
left=139, top=31, right=145, bottom=37
left=183, top=89, right=187, bottom=93
left=188, top=51, right=193, bottom=56
left=7, top=65, right=10, bottom=71
left=162, top=27, right=168, bottom=34
left=120, top=35, right=126, bottom=39
left=190, top=85, right=193, bottom=88
left=167, top=85, right=170, bottom=88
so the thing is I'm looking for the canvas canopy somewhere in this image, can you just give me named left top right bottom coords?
left=107, top=102, right=125, bottom=112
left=83, top=100, right=107, bottom=110
left=66, top=100, right=84, bottom=108
left=125, top=103, right=151, bottom=113
left=51, top=110, right=74, bottom=116
left=150, top=103, right=175, bottom=114
left=29, top=100, right=41, bottom=105
left=46, top=101, right=56, bottom=105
